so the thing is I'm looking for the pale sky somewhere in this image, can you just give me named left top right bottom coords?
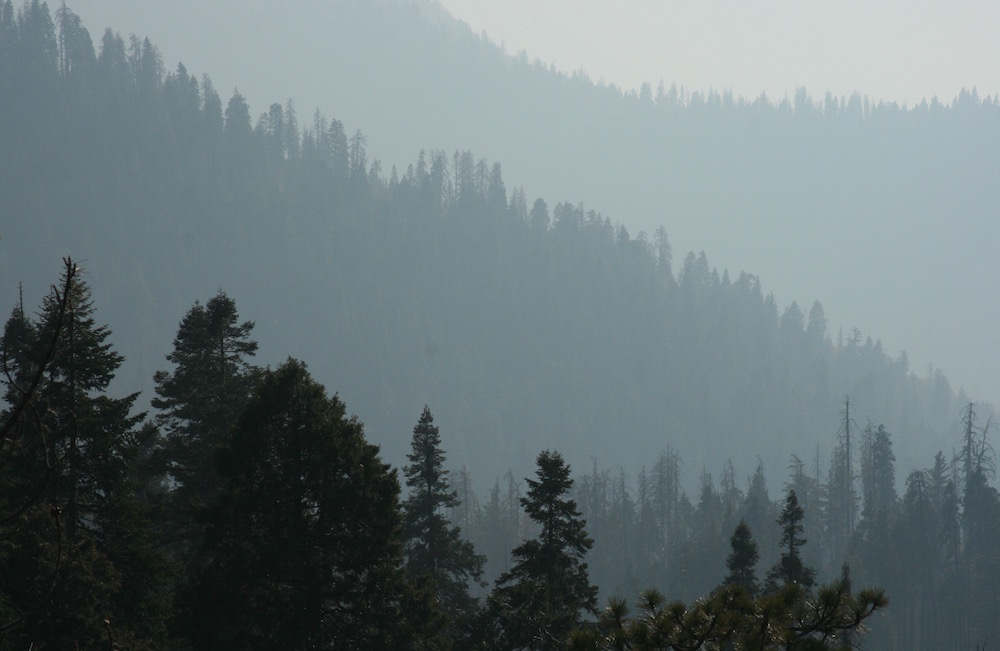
left=67, top=0, right=999, bottom=107
left=435, top=0, right=999, bottom=104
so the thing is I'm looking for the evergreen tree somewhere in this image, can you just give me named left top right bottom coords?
left=574, top=578, right=887, bottom=650
left=183, top=359, right=439, bottom=649
left=151, top=290, right=259, bottom=508
left=825, top=404, right=857, bottom=567
left=402, top=406, right=485, bottom=642
left=1, top=286, right=41, bottom=432
left=765, top=489, right=816, bottom=593
left=786, top=454, right=823, bottom=572
left=724, top=520, right=760, bottom=596
left=682, top=471, right=727, bottom=599
left=961, top=465, right=1000, bottom=647
left=741, top=460, right=778, bottom=578
left=0, top=264, right=167, bottom=648
left=860, top=421, right=897, bottom=517
left=489, top=450, right=598, bottom=651
left=890, top=469, right=937, bottom=649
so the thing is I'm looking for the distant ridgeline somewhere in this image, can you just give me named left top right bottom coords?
left=7, top=4, right=1000, bottom=648
left=0, top=0, right=976, bottom=489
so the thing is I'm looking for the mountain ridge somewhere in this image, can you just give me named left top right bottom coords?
left=0, top=0, right=984, bottom=490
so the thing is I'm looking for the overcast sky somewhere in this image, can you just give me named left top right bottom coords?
left=436, top=0, right=998, bottom=104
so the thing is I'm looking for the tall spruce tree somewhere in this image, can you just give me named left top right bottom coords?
left=402, top=406, right=485, bottom=642
left=182, top=359, right=440, bottom=649
left=489, top=450, right=598, bottom=651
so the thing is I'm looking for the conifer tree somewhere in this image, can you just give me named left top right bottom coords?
left=765, top=489, right=816, bottom=593
left=489, top=450, right=598, bottom=651
left=402, top=406, right=485, bottom=642
left=0, top=263, right=167, bottom=648
left=183, top=360, right=439, bottom=649
left=151, top=290, right=259, bottom=509
left=724, top=520, right=760, bottom=596
left=860, top=421, right=897, bottom=518
left=574, top=578, right=887, bottom=650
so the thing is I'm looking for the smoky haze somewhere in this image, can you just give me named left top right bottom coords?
left=5, top=4, right=1000, bottom=647
left=62, top=0, right=1000, bottom=413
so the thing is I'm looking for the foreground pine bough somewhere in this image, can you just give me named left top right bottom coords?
left=569, top=580, right=887, bottom=651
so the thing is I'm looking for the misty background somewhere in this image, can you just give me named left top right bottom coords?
left=61, top=0, right=1000, bottom=413
left=7, top=3, right=1000, bottom=648
left=2, top=0, right=997, bottom=493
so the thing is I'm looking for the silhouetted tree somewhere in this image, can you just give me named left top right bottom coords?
left=724, top=520, right=760, bottom=596
left=402, top=406, right=485, bottom=643
left=489, top=450, right=598, bottom=650
left=184, top=360, right=438, bottom=649
left=152, top=290, right=259, bottom=509
left=765, top=489, right=816, bottom=593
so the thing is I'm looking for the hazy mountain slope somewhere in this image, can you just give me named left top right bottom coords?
left=0, top=2, right=972, bottom=488
left=63, top=0, right=1000, bottom=408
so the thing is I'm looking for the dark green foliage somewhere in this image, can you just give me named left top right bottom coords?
left=151, top=290, right=259, bottom=507
left=0, top=262, right=168, bottom=649
left=765, top=490, right=816, bottom=594
left=859, top=422, right=896, bottom=518
left=786, top=454, right=823, bottom=574
left=959, top=466, right=1000, bottom=646
left=183, top=359, right=437, bottom=649
left=572, top=579, right=887, bottom=650
left=675, top=472, right=729, bottom=600
left=724, top=520, right=760, bottom=597
left=489, top=450, right=598, bottom=651
left=402, top=406, right=485, bottom=642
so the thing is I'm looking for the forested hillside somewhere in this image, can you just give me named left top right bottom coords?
left=64, top=0, right=1000, bottom=408
left=4, top=5, right=1000, bottom=648
left=0, top=1, right=972, bottom=487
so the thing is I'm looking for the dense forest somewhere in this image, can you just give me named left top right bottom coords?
left=0, top=0, right=975, bottom=486
left=62, top=0, right=1000, bottom=408
left=2, top=2, right=999, bottom=648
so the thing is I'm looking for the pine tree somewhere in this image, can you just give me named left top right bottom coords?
left=765, top=489, right=816, bottom=593
left=489, top=450, right=598, bottom=651
left=183, top=359, right=439, bottom=649
left=724, top=520, right=760, bottom=596
left=574, top=578, right=887, bottom=650
left=402, top=406, right=485, bottom=642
